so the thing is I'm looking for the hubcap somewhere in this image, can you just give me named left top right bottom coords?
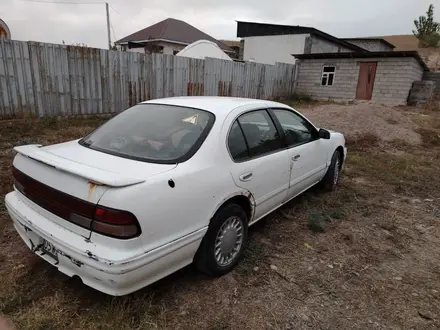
left=333, top=158, right=340, bottom=186
left=215, top=216, right=244, bottom=266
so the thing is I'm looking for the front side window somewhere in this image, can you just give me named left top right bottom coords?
left=321, top=66, right=335, bottom=86
left=237, top=110, right=281, bottom=158
left=272, top=109, right=315, bottom=147
left=79, top=104, right=215, bottom=163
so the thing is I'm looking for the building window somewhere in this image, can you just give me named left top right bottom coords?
left=321, top=66, right=335, bottom=86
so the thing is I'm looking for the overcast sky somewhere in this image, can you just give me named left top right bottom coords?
left=0, top=0, right=438, bottom=48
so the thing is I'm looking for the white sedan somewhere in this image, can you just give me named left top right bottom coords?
left=5, top=97, right=346, bottom=296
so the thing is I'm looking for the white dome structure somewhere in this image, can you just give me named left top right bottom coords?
left=176, top=40, right=233, bottom=61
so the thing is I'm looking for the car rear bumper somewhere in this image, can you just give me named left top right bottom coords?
left=5, top=191, right=205, bottom=296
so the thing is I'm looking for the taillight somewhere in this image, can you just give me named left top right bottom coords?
left=92, top=206, right=141, bottom=239
left=12, top=166, right=141, bottom=239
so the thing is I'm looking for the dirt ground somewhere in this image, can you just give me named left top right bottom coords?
left=0, top=102, right=440, bottom=330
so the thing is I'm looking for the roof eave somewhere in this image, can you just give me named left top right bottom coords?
left=236, top=21, right=367, bottom=53
left=341, top=38, right=396, bottom=50
left=291, top=51, right=429, bottom=71
left=116, top=38, right=234, bottom=53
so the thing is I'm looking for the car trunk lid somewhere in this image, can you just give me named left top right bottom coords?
left=13, top=142, right=176, bottom=238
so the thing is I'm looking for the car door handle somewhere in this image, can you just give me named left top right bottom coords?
left=292, top=155, right=301, bottom=161
left=239, top=172, right=253, bottom=182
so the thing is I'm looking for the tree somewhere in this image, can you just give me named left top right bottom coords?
left=413, top=4, right=440, bottom=48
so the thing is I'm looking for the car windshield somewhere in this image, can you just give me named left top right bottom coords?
left=79, top=104, right=215, bottom=163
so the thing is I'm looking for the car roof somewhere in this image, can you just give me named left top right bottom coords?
left=142, top=97, right=289, bottom=118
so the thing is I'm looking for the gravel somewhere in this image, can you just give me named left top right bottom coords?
left=299, top=102, right=421, bottom=145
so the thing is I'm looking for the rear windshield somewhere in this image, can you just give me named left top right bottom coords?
left=79, top=104, right=215, bottom=164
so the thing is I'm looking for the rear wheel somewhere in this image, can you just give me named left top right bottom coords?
left=195, top=203, right=248, bottom=276
left=319, top=150, right=342, bottom=191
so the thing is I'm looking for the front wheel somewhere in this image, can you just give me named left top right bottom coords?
left=194, top=203, right=248, bottom=276
left=319, top=150, right=342, bottom=191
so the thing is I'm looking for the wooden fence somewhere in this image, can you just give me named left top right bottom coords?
left=0, top=40, right=297, bottom=118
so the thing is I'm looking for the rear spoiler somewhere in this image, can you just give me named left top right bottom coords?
left=14, top=144, right=145, bottom=187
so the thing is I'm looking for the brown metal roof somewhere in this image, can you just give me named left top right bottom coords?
left=220, top=40, right=240, bottom=48
left=292, top=51, right=430, bottom=71
left=369, top=35, right=419, bottom=51
left=116, top=18, right=232, bottom=52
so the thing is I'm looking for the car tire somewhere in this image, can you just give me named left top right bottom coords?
left=194, top=203, right=248, bottom=276
left=319, top=150, right=342, bottom=191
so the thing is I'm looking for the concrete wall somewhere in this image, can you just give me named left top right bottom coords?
left=243, top=34, right=309, bottom=65
left=408, top=80, right=436, bottom=105
left=239, top=39, right=244, bottom=60
left=344, top=40, right=393, bottom=52
left=296, top=57, right=424, bottom=104
left=423, top=72, right=440, bottom=98
left=306, top=36, right=354, bottom=54
left=372, top=58, right=424, bottom=104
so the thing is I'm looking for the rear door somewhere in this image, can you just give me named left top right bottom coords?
left=227, top=109, right=291, bottom=221
left=269, top=108, right=328, bottom=199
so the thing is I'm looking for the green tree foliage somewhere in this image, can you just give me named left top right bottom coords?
left=413, top=4, right=440, bottom=48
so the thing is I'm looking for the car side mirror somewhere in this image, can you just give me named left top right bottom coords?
left=318, top=128, right=330, bottom=139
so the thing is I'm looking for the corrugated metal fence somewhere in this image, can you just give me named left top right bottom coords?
left=0, top=40, right=297, bottom=118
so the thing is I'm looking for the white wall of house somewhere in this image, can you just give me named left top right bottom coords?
left=159, top=41, right=186, bottom=55
left=243, top=34, right=309, bottom=65
left=124, top=41, right=186, bottom=55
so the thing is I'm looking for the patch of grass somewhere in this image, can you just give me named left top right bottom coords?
left=281, top=93, right=336, bottom=108
left=416, top=127, right=440, bottom=147
left=307, top=213, right=325, bottom=233
left=347, top=150, right=440, bottom=197
left=421, top=100, right=440, bottom=112
left=347, top=132, right=380, bottom=152
left=326, top=209, right=345, bottom=220
left=207, top=317, right=231, bottom=330
left=235, top=239, right=266, bottom=276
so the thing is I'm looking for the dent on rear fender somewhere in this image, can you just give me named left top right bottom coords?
left=216, top=189, right=256, bottom=221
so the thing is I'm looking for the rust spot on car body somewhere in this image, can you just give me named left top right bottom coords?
left=243, top=190, right=256, bottom=220
left=88, top=182, right=97, bottom=201
left=86, top=250, right=99, bottom=261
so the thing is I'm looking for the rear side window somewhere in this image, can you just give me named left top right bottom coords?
left=228, top=121, right=249, bottom=161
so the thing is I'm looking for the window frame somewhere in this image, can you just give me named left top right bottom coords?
left=226, top=108, right=284, bottom=163
left=321, top=65, right=335, bottom=86
left=227, top=120, right=251, bottom=162
left=268, top=108, right=319, bottom=149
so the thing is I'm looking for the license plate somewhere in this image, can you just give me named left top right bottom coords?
left=42, top=240, right=58, bottom=261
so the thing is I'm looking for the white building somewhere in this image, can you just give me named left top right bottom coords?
left=236, top=21, right=378, bottom=65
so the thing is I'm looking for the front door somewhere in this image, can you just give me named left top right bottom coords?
left=270, top=109, right=328, bottom=198
left=356, top=62, right=377, bottom=100
left=227, top=109, right=290, bottom=221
